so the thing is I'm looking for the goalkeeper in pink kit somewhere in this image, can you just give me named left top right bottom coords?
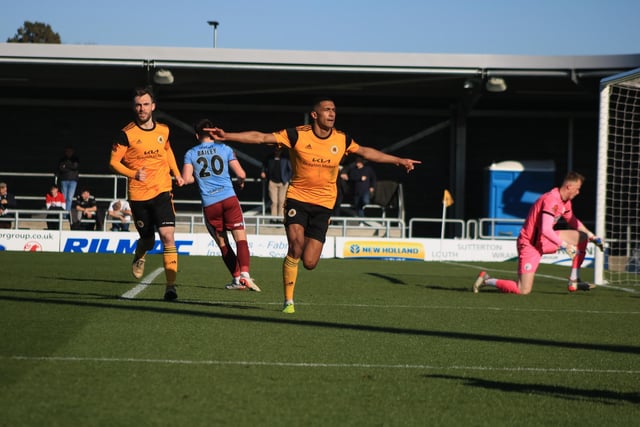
left=473, top=171, right=604, bottom=294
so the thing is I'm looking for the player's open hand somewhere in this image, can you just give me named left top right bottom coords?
left=563, top=244, right=578, bottom=260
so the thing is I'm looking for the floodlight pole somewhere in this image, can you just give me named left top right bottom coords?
left=207, top=21, right=219, bottom=48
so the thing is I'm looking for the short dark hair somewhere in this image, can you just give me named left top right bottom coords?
left=564, top=171, right=585, bottom=184
left=194, top=118, right=214, bottom=135
left=133, top=86, right=155, bottom=101
left=311, top=96, right=334, bottom=109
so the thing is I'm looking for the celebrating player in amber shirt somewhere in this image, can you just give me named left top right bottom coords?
left=208, top=97, right=421, bottom=313
left=110, top=87, right=184, bottom=301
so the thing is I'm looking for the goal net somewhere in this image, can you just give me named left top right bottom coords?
left=595, top=68, right=640, bottom=288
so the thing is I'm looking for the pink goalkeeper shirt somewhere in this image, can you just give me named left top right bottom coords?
left=518, top=187, right=582, bottom=248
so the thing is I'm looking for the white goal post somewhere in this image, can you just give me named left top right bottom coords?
left=595, top=68, right=640, bottom=287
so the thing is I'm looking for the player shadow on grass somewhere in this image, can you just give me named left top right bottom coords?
left=173, top=299, right=263, bottom=310
left=0, top=291, right=265, bottom=312
left=365, top=274, right=473, bottom=292
left=422, top=284, right=472, bottom=292
left=424, top=374, right=640, bottom=405
left=365, top=272, right=406, bottom=284
left=0, top=286, right=121, bottom=300
left=9, top=278, right=262, bottom=309
left=2, top=293, right=640, bottom=356
left=47, top=276, right=137, bottom=285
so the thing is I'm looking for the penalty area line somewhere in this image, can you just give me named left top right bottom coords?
left=121, top=267, right=164, bottom=299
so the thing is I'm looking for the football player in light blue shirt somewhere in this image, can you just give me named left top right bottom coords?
left=181, top=119, right=260, bottom=292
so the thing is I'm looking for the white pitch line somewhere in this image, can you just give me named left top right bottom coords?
left=591, top=283, right=639, bottom=293
left=176, top=299, right=640, bottom=315
left=5, top=355, right=640, bottom=374
left=121, top=267, right=164, bottom=299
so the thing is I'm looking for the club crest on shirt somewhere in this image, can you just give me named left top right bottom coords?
left=330, top=145, right=339, bottom=154
left=157, top=136, right=164, bottom=144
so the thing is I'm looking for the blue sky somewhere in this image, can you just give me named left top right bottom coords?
left=2, top=0, right=639, bottom=55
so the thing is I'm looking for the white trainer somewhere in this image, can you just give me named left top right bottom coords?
left=132, top=258, right=145, bottom=279
left=240, top=276, right=261, bottom=292
left=473, top=271, right=488, bottom=293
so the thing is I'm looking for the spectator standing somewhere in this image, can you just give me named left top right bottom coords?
left=56, top=147, right=80, bottom=214
left=333, top=164, right=347, bottom=219
left=0, top=182, right=17, bottom=229
left=107, top=199, right=132, bottom=231
left=72, top=189, right=103, bottom=231
left=341, top=157, right=376, bottom=217
left=261, top=146, right=292, bottom=219
left=45, top=184, right=66, bottom=230
left=181, top=119, right=260, bottom=291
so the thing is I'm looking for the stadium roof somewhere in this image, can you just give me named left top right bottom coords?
left=2, top=43, right=639, bottom=219
left=1, top=43, right=640, bottom=115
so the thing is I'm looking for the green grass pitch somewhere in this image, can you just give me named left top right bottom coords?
left=0, top=251, right=638, bottom=426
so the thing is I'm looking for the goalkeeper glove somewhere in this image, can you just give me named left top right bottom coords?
left=591, top=236, right=605, bottom=252
left=561, top=243, right=578, bottom=260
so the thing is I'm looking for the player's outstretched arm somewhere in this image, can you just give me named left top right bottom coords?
left=204, top=127, right=277, bottom=145
left=355, top=146, right=421, bottom=173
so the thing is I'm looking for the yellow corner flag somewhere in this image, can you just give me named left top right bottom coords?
left=442, top=189, right=454, bottom=208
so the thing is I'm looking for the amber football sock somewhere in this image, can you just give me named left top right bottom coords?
left=163, top=245, right=178, bottom=285
left=282, top=255, right=299, bottom=302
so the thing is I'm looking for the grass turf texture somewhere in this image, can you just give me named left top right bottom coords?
left=0, top=251, right=638, bottom=426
